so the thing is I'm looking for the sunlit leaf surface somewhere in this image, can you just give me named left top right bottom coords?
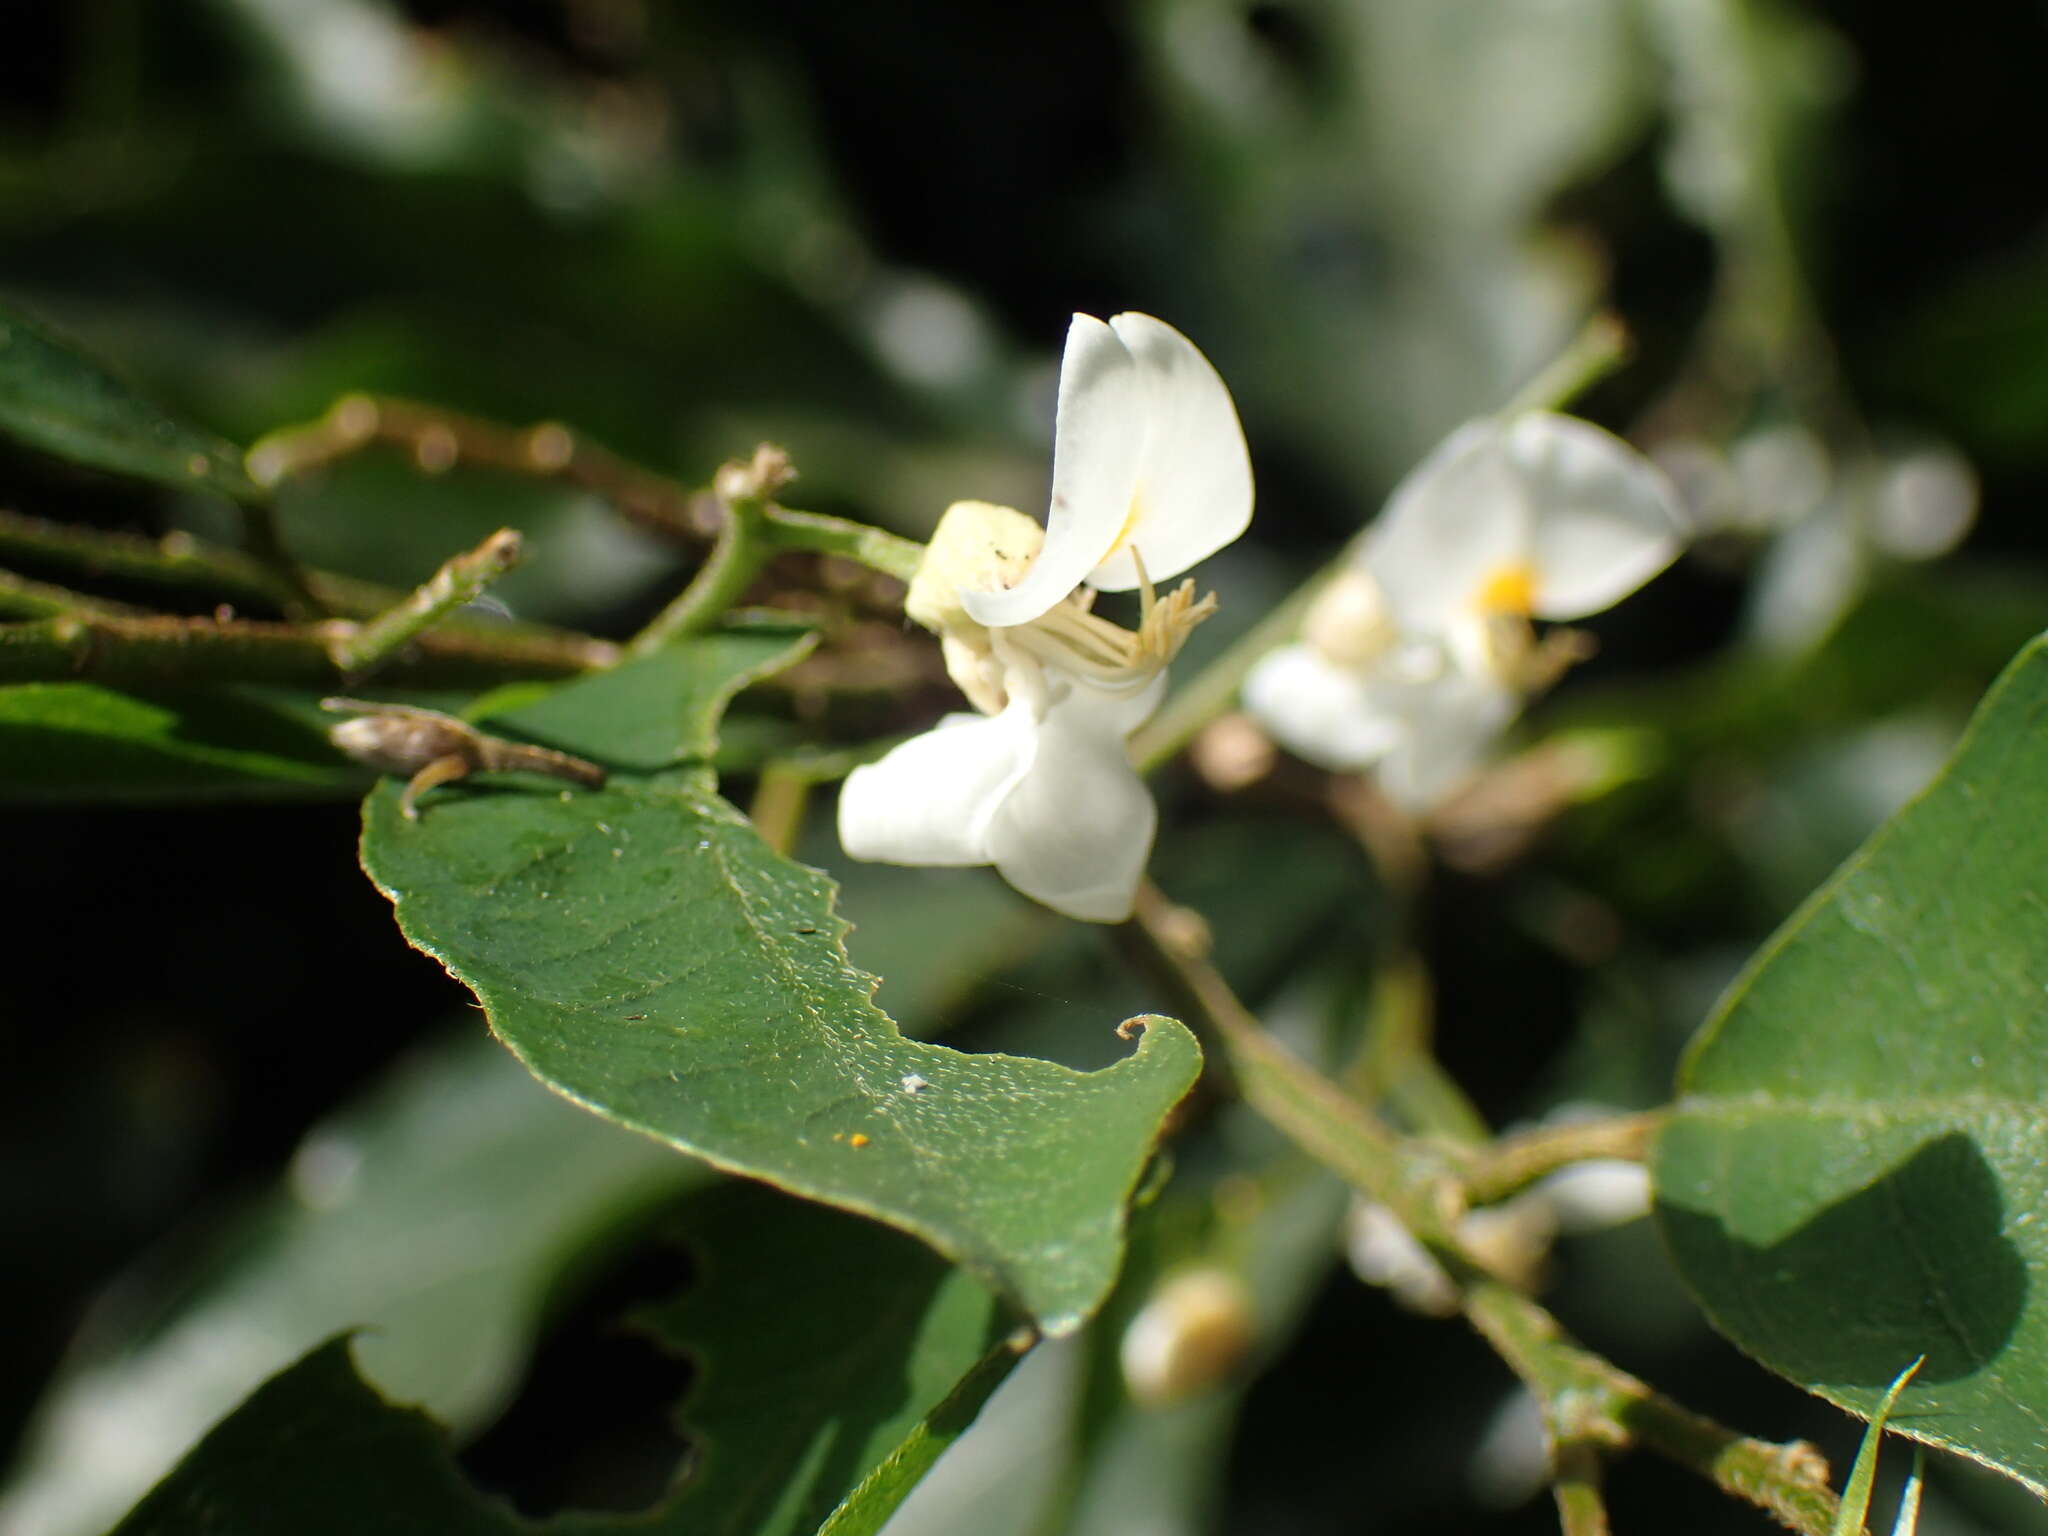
left=1656, top=632, right=2048, bottom=1493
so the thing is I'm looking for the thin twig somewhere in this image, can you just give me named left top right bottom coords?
left=1122, top=880, right=1466, bottom=1250
left=0, top=567, right=148, bottom=621
left=328, top=528, right=524, bottom=677
left=1120, top=880, right=1841, bottom=1536
left=236, top=501, right=325, bottom=619
left=247, top=395, right=714, bottom=543
left=1466, top=1278, right=1837, bottom=1533
left=0, top=508, right=612, bottom=665
left=0, top=609, right=609, bottom=688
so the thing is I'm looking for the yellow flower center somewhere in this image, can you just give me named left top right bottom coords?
left=1476, top=562, right=1537, bottom=616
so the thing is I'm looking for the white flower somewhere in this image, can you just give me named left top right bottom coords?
left=1246, top=412, right=1682, bottom=810
left=839, top=314, right=1252, bottom=921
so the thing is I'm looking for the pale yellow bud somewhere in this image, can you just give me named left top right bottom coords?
left=905, top=501, right=1046, bottom=637
left=1118, top=1267, right=1256, bottom=1406
left=1303, top=567, right=1394, bottom=667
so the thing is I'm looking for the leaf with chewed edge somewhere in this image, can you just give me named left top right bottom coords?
left=109, top=1181, right=1024, bottom=1536
left=360, top=767, right=1199, bottom=1334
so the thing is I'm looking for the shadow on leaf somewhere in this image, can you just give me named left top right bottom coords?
left=1657, top=1131, right=2026, bottom=1388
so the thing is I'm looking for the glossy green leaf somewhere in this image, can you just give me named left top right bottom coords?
left=107, top=1183, right=1021, bottom=1536
left=0, top=1033, right=695, bottom=1536
left=360, top=770, right=1200, bottom=1334
left=0, top=299, right=257, bottom=499
left=1655, top=632, right=2048, bottom=1493
left=478, top=624, right=818, bottom=771
left=0, top=682, right=363, bottom=802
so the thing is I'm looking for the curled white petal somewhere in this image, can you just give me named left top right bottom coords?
left=963, top=315, right=1145, bottom=627
left=1362, top=419, right=1530, bottom=633
left=963, top=312, right=1251, bottom=625
left=985, top=676, right=1162, bottom=922
left=836, top=704, right=1037, bottom=867
left=1507, top=412, right=1683, bottom=619
left=1243, top=645, right=1407, bottom=771
left=1086, top=313, right=1253, bottom=592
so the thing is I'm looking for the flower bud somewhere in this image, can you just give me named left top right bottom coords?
left=1119, top=1267, right=1256, bottom=1406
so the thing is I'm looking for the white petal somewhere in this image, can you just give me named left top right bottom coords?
left=962, top=315, right=1145, bottom=628
left=1375, top=672, right=1517, bottom=812
left=986, top=682, right=1157, bottom=922
left=1087, top=313, right=1253, bottom=592
left=1243, top=645, right=1407, bottom=771
left=1363, top=420, right=1531, bottom=634
left=1507, top=413, right=1683, bottom=619
left=837, top=705, right=1037, bottom=867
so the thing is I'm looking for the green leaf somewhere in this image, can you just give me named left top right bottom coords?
left=106, top=1184, right=1022, bottom=1536
left=359, top=772, right=1201, bottom=1333
left=1655, top=632, right=2048, bottom=1494
left=640, top=1182, right=1019, bottom=1536
left=0, top=299, right=258, bottom=500
left=477, top=624, right=817, bottom=770
left=0, top=682, right=363, bottom=802
left=0, top=1033, right=695, bottom=1536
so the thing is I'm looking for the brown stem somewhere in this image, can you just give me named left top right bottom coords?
left=0, top=508, right=613, bottom=667
left=247, top=395, right=713, bottom=544
left=0, top=610, right=610, bottom=689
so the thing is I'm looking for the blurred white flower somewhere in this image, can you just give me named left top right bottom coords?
left=839, top=314, right=1252, bottom=921
left=1246, top=412, right=1683, bottom=809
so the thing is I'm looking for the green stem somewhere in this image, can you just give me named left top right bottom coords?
left=1132, top=574, right=1329, bottom=774
left=1501, top=313, right=1632, bottom=420
left=1465, top=1279, right=1840, bottom=1535
left=329, top=528, right=524, bottom=677
left=630, top=504, right=771, bottom=656
left=763, top=505, right=925, bottom=584
left=1121, top=881, right=1841, bottom=1536
left=1461, top=1112, right=1661, bottom=1207
left=1552, top=1441, right=1611, bottom=1536
left=1122, top=881, right=1464, bottom=1249
left=0, top=567, right=146, bottom=621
